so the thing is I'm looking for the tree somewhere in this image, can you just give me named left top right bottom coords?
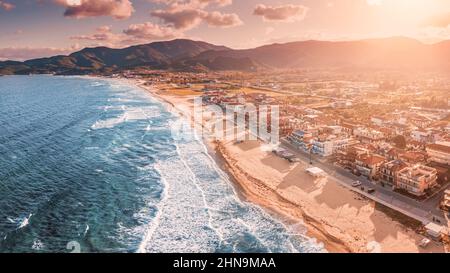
left=392, top=135, right=406, bottom=149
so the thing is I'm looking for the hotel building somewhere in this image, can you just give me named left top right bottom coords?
left=397, top=165, right=438, bottom=196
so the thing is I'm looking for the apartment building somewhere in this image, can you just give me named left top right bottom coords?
left=355, top=154, right=386, bottom=180
left=380, top=160, right=409, bottom=187
left=426, top=142, right=450, bottom=165
left=312, top=140, right=334, bottom=157
left=397, top=165, right=438, bottom=196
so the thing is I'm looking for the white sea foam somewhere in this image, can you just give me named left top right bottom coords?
left=32, top=239, right=45, bottom=251
left=91, top=106, right=160, bottom=130
left=137, top=163, right=170, bottom=253
left=89, top=77, right=324, bottom=253
left=84, top=225, right=90, bottom=237
left=135, top=114, right=324, bottom=253
left=18, top=214, right=32, bottom=229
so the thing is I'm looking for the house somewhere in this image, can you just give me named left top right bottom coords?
left=426, top=142, right=450, bottom=166
left=400, top=151, right=427, bottom=164
left=380, top=160, right=409, bottom=187
left=355, top=154, right=386, bottom=180
left=397, top=165, right=438, bottom=196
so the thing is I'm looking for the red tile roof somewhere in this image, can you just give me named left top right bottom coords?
left=427, top=143, right=450, bottom=154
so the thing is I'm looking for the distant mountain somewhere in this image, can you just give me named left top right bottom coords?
left=193, top=37, right=450, bottom=71
left=0, top=39, right=231, bottom=75
left=2, top=37, right=450, bottom=74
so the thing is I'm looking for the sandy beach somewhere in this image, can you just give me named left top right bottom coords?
left=132, top=79, right=445, bottom=253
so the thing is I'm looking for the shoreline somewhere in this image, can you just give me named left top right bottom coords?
left=129, top=79, right=350, bottom=252
left=123, top=77, right=445, bottom=253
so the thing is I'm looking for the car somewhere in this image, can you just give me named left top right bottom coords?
left=367, top=188, right=376, bottom=194
left=352, top=181, right=362, bottom=187
left=418, top=238, right=431, bottom=248
left=288, top=157, right=301, bottom=163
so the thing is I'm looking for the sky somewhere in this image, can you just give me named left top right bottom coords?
left=1, top=0, right=450, bottom=60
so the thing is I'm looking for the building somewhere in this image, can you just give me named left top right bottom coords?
left=397, top=165, right=438, bottom=196
left=411, top=129, right=432, bottom=143
left=400, top=151, right=427, bottom=164
left=332, top=138, right=359, bottom=154
left=426, top=142, right=450, bottom=165
left=341, top=122, right=358, bottom=135
left=355, top=154, right=386, bottom=180
left=442, top=189, right=450, bottom=211
left=288, top=130, right=313, bottom=150
left=354, top=127, right=385, bottom=144
left=312, top=140, right=334, bottom=157
left=306, top=167, right=326, bottom=177
left=380, top=160, right=409, bottom=187
left=371, top=116, right=386, bottom=126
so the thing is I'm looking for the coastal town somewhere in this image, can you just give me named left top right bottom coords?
left=114, top=69, right=450, bottom=252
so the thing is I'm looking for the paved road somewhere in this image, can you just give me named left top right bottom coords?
left=281, top=139, right=448, bottom=225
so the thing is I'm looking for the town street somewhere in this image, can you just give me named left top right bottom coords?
left=281, top=139, right=448, bottom=225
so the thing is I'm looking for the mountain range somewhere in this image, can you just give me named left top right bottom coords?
left=1, top=37, right=450, bottom=75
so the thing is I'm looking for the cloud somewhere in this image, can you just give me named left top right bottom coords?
left=201, top=11, right=242, bottom=27
left=152, top=0, right=232, bottom=9
left=422, top=13, right=450, bottom=28
left=123, top=22, right=180, bottom=40
left=253, top=4, right=308, bottom=22
left=0, top=46, right=81, bottom=61
left=151, top=5, right=242, bottom=29
left=55, top=0, right=134, bottom=19
left=151, top=8, right=204, bottom=29
left=0, top=1, right=15, bottom=11
left=70, top=25, right=124, bottom=46
left=71, top=23, right=181, bottom=47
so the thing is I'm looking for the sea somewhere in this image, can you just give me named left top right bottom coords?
left=0, top=75, right=324, bottom=253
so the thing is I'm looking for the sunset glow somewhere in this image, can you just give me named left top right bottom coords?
left=1, top=0, right=450, bottom=60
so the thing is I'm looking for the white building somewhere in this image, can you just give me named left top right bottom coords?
left=354, top=127, right=385, bottom=143
left=312, top=140, right=334, bottom=157
left=411, top=129, right=432, bottom=143
left=426, top=142, right=450, bottom=165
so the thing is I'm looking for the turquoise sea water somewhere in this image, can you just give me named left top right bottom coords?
left=0, top=75, right=324, bottom=253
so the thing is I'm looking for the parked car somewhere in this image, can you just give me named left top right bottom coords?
left=352, top=181, right=362, bottom=187
left=367, top=188, right=376, bottom=194
left=287, top=157, right=301, bottom=163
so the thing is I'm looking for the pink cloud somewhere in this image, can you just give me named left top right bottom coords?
left=253, top=4, right=308, bottom=22
left=151, top=8, right=204, bottom=29
left=152, top=0, right=232, bottom=9
left=0, top=46, right=81, bottom=61
left=0, top=1, right=15, bottom=11
left=151, top=6, right=242, bottom=29
left=71, top=23, right=181, bottom=48
left=201, top=11, right=242, bottom=28
left=123, top=22, right=180, bottom=40
left=55, top=0, right=134, bottom=19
